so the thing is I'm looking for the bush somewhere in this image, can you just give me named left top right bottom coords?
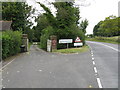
left=40, top=26, right=54, bottom=50
left=24, top=28, right=34, bottom=42
left=40, top=25, right=85, bottom=50
left=2, top=30, right=22, bottom=59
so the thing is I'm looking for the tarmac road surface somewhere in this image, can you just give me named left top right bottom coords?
left=86, top=41, right=118, bottom=88
left=2, top=45, right=98, bottom=88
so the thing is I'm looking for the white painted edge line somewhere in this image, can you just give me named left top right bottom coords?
left=88, top=41, right=119, bottom=52
left=0, top=59, right=15, bottom=71
left=94, top=67, right=98, bottom=73
left=97, top=78, right=103, bottom=88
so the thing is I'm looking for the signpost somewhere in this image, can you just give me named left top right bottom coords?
left=74, top=37, right=83, bottom=47
left=74, top=43, right=83, bottom=46
left=59, top=39, right=73, bottom=44
left=59, top=39, right=73, bottom=48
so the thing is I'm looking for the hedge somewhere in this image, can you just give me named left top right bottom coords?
left=2, top=30, right=22, bottom=59
left=40, top=25, right=85, bottom=50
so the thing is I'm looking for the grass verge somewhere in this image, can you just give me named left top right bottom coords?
left=54, top=45, right=89, bottom=54
left=86, top=36, right=120, bottom=44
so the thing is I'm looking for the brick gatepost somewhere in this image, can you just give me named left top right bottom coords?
left=50, top=35, right=57, bottom=52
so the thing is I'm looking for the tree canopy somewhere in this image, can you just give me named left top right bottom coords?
left=93, top=15, right=120, bottom=37
left=34, top=2, right=87, bottom=49
left=79, top=19, right=88, bottom=34
left=2, top=2, right=35, bottom=31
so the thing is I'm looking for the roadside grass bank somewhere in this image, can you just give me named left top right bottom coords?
left=54, top=45, right=89, bottom=54
left=86, top=36, right=120, bottom=44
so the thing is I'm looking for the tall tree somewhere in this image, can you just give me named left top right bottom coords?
left=93, top=21, right=103, bottom=36
left=34, top=14, right=50, bottom=41
left=37, top=3, right=56, bottom=27
left=79, top=19, right=88, bottom=34
left=53, top=2, right=80, bottom=29
left=2, top=2, right=34, bottom=31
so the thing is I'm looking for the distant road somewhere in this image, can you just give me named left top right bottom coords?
left=86, top=41, right=118, bottom=88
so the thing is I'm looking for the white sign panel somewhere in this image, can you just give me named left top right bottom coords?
left=47, top=39, right=51, bottom=52
left=74, top=43, right=83, bottom=46
left=59, top=39, right=73, bottom=43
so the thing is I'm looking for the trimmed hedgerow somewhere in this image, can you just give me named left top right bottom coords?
left=2, top=30, right=22, bottom=59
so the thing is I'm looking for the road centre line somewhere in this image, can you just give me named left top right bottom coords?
left=97, top=78, right=103, bottom=88
left=94, top=67, right=98, bottom=73
left=93, top=61, right=95, bottom=65
left=88, top=43, right=103, bottom=88
left=92, top=58, right=94, bottom=60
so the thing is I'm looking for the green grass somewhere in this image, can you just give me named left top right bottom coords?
left=86, top=36, right=120, bottom=44
left=54, top=45, right=89, bottom=54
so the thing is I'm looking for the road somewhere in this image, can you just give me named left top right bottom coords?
left=1, top=41, right=118, bottom=88
left=86, top=41, right=118, bottom=88
left=2, top=45, right=98, bottom=88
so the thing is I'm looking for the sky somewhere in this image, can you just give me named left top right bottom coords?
left=27, top=0, right=119, bottom=34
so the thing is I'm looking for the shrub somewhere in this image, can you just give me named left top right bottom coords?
left=2, top=30, right=22, bottom=59
left=40, top=26, right=54, bottom=50
left=40, top=25, right=85, bottom=50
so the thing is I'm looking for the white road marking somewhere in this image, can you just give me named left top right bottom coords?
left=91, top=52, right=93, bottom=55
left=0, top=59, right=15, bottom=71
left=93, top=61, right=95, bottom=65
left=17, top=71, right=20, bottom=73
left=1, top=79, right=3, bottom=81
left=2, top=87, right=5, bottom=88
left=38, top=70, right=42, bottom=72
left=88, top=42, right=103, bottom=88
left=94, top=67, right=97, bottom=73
left=97, top=78, right=103, bottom=88
left=88, top=41, right=119, bottom=52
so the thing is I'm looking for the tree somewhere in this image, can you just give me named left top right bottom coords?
left=2, top=2, right=35, bottom=31
left=79, top=19, right=88, bottom=34
left=34, top=14, right=50, bottom=41
left=37, top=3, right=57, bottom=27
left=36, top=2, right=86, bottom=49
left=93, top=21, right=103, bottom=36
left=93, top=16, right=120, bottom=37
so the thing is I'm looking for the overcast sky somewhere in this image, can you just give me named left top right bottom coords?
left=27, top=0, right=119, bottom=34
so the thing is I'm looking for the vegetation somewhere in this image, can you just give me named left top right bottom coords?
left=2, top=31, right=22, bottom=59
left=2, top=2, right=35, bottom=31
left=93, top=15, right=120, bottom=37
left=87, top=36, right=120, bottom=44
left=80, top=19, right=89, bottom=34
left=54, top=45, right=89, bottom=54
left=34, top=2, right=88, bottom=50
